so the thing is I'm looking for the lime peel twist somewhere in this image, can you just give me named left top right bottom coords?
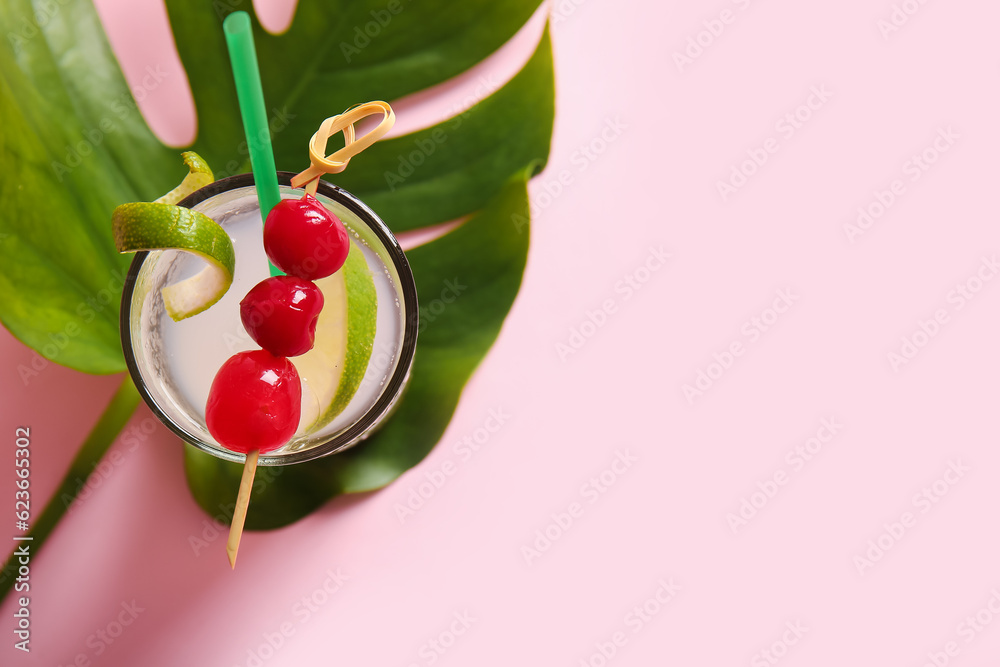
left=112, top=152, right=235, bottom=321
left=155, top=151, right=215, bottom=205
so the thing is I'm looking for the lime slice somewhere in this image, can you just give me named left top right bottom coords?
left=112, top=202, right=234, bottom=320
left=293, top=241, right=378, bottom=431
left=155, top=152, right=214, bottom=205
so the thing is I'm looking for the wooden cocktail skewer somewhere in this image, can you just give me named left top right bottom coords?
left=227, top=449, right=259, bottom=568
left=221, top=12, right=396, bottom=569
left=222, top=106, right=394, bottom=568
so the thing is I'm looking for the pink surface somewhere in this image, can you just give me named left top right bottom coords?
left=4, top=0, right=1000, bottom=665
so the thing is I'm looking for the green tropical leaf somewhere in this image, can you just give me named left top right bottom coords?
left=0, top=0, right=177, bottom=373
left=0, top=0, right=553, bottom=539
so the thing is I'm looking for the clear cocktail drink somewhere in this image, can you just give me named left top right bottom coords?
left=121, top=173, right=418, bottom=465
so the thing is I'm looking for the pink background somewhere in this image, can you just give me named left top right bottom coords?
left=4, top=0, right=1000, bottom=665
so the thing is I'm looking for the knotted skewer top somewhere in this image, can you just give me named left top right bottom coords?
left=291, top=101, right=395, bottom=195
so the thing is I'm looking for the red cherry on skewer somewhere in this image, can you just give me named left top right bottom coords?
left=205, top=349, right=302, bottom=455
left=264, top=194, right=350, bottom=280
left=207, top=349, right=302, bottom=569
left=240, top=275, right=324, bottom=357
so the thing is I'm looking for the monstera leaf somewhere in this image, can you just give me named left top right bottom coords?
left=0, top=0, right=553, bottom=588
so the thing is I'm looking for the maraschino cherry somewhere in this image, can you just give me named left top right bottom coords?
left=205, top=350, right=302, bottom=454
left=263, top=194, right=349, bottom=280
left=240, top=275, right=324, bottom=357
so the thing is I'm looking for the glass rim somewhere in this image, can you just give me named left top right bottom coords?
left=119, top=171, right=419, bottom=466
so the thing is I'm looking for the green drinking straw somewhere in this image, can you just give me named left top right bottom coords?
left=223, top=11, right=283, bottom=277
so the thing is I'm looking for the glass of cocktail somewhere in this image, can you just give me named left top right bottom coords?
left=114, top=14, right=411, bottom=564
left=120, top=172, right=418, bottom=466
